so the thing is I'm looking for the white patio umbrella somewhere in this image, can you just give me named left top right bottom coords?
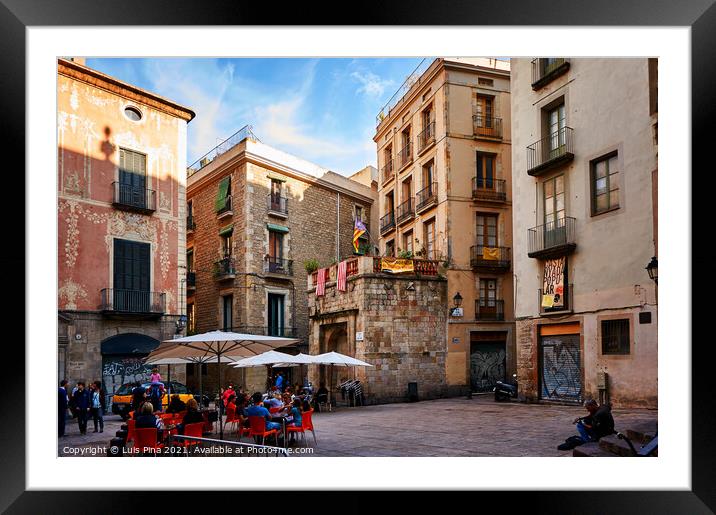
left=310, top=351, right=374, bottom=406
left=233, top=350, right=315, bottom=392
left=146, top=330, right=300, bottom=438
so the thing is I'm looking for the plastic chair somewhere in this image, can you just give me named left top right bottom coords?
left=285, top=418, right=307, bottom=447
left=225, top=405, right=238, bottom=434
left=177, top=422, right=204, bottom=453
left=269, top=406, right=282, bottom=414
left=126, top=419, right=136, bottom=445
left=248, top=415, right=279, bottom=446
left=301, top=409, right=317, bottom=446
left=132, top=428, right=164, bottom=454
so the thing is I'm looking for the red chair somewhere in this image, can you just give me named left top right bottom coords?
left=132, top=428, right=164, bottom=454
left=269, top=407, right=282, bottom=414
left=225, top=405, right=238, bottom=434
left=248, top=415, right=279, bottom=446
left=300, top=409, right=317, bottom=446
left=177, top=422, right=204, bottom=452
left=285, top=418, right=307, bottom=447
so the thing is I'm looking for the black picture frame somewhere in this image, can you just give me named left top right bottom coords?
left=2, top=0, right=710, bottom=511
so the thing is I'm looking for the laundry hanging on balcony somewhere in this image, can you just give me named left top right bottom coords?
left=315, top=268, right=327, bottom=296
left=337, top=261, right=347, bottom=292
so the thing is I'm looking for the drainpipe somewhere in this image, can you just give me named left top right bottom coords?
left=336, top=192, right=341, bottom=262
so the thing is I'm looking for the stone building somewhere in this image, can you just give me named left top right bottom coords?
left=306, top=256, right=448, bottom=403
left=57, top=58, right=195, bottom=405
left=510, top=58, right=658, bottom=408
left=374, top=58, right=515, bottom=396
left=185, top=129, right=377, bottom=393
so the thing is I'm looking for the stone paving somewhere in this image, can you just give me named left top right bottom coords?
left=57, top=396, right=657, bottom=457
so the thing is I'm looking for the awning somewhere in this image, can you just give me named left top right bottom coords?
left=219, top=223, right=234, bottom=236
left=215, top=176, right=231, bottom=211
left=267, top=223, right=289, bottom=233
left=101, top=333, right=160, bottom=356
left=267, top=173, right=287, bottom=182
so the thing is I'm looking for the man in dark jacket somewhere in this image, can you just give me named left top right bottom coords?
left=58, top=380, right=69, bottom=437
left=72, top=382, right=91, bottom=435
left=575, top=399, right=615, bottom=442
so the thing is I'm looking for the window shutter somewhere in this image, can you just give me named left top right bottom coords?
left=215, top=176, right=231, bottom=212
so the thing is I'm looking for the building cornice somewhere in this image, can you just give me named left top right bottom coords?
left=57, top=59, right=195, bottom=122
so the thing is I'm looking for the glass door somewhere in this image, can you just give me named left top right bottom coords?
left=548, top=104, right=566, bottom=159
left=543, top=175, right=566, bottom=248
left=268, top=294, right=284, bottom=337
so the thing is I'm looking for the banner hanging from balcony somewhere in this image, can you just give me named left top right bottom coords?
left=381, top=257, right=415, bottom=274
left=482, top=247, right=500, bottom=260
left=542, top=257, right=566, bottom=309
left=315, top=268, right=327, bottom=296
left=337, top=260, right=348, bottom=292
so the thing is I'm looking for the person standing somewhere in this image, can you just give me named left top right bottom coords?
left=90, top=381, right=105, bottom=433
left=275, top=372, right=284, bottom=392
left=58, top=379, right=69, bottom=437
left=72, top=382, right=91, bottom=435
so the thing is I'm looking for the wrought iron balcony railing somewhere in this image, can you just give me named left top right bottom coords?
left=100, top=288, right=165, bottom=314
left=380, top=211, right=396, bottom=235
left=381, top=158, right=394, bottom=185
left=216, top=195, right=232, bottom=216
left=539, top=284, right=574, bottom=314
left=528, top=217, right=577, bottom=259
left=470, top=245, right=511, bottom=272
left=473, top=116, right=503, bottom=139
left=268, top=194, right=288, bottom=216
left=475, top=299, right=505, bottom=321
left=264, top=256, right=293, bottom=276
left=397, top=142, right=412, bottom=169
left=417, top=121, right=436, bottom=153
left=415, top=182, right=438, bottom=213
left=526, top=127, right=574, bottom=176
left=531, top=58, right=570, bottom=89
left=472, top=177, right=507, bottom=202
left=214, top=257, right=236, bottom=279
left=112, top=182, right=156, bottom=213
left=396, top=197, right=415, bottom=225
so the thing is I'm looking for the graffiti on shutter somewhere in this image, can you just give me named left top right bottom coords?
left=540, top=334, right=581, bottom=402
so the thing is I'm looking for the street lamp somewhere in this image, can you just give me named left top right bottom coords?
left=645, top=256, right=658, bottom=285
left=453, top=292, right=463, bottom=308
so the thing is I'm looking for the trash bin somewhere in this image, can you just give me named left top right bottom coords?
left=408, top=382, right=418, bottom=402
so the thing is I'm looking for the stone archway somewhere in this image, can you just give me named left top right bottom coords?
left=319, top=322, right=348, bottom=389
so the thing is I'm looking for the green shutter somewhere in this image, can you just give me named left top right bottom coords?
left=218, top=224, right=234, bottom=236
left=267, top=223, right=289, bottom=233
left=215, top=176, right=231, bottom=212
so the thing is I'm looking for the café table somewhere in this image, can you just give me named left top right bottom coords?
left=269, top=412, right=292, bottom=448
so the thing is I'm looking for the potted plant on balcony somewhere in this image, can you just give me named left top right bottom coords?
left=304, top=258, right=319, bottom=274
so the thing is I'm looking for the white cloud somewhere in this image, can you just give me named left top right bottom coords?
left=350, top=71, right=394, bottom=97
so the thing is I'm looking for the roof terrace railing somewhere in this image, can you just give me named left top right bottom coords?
left=187, top=125, right=260, bottom=179
left=376, top=58, right=432, bottom=127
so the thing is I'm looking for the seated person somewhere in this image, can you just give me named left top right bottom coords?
left=558, top=399, right=615, bottom=450
left=247, top=392, right=281, bottom=434
left=177, top=398, right=204, bottom=434
left=314, top=383, right=329, bottom=408
left=266, top=392, right=284, bottom=409
left=134, top=401, right=165, bottom=442
left=166, top=394, right=187, bottom=414
left=300, top=395, right=312, bottom=413
left=131, top=386, right=147, bottom=419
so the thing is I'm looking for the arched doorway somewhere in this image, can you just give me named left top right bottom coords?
left=319, top=322, right=349, bottom=389
left=101, top=333, right=160, bottom=411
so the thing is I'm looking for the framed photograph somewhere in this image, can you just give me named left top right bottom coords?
left=4, top=0, right=709, bottom=510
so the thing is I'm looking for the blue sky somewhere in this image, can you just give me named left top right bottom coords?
left=86, top=58, right=426, bottom=176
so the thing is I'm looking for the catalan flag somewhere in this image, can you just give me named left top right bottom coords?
left=353, top=219, right=367, bottom=253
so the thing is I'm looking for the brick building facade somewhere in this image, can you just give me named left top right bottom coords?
left=186, top=130, right=377, bottom=394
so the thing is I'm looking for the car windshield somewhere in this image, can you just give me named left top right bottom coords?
left=114, top=384, right=137, bottom=395
left=141, top=382, right=189, bottom=394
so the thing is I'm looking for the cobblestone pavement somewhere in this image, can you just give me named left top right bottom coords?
left=57, top=396, right=657, bottom=457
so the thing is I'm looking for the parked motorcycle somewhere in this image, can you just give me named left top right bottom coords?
left=493, top=373, right=518, bottom=401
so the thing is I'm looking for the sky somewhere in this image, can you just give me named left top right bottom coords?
left=86, top=57, right=426, bottom=176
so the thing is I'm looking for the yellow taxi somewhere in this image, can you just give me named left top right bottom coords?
left=111, top=380, right=195, bottom=420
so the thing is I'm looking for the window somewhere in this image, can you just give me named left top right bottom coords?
left=422, top=160, right=434, bottom=188
left=385, top=239, right=395, bottom=257
left=113, top=239, right=150, bottom=312
left=268, top=293, right=285, bottom=337
left=591, top=153, right=620, bottom=215
left=543, top=175, right=565, bottom=227
left=221, top=232, right=232, bottom=258
left=424, top=219, right=435, bottom=259
left=601, top=319, right=630, bottom=355
left=403, top=230, right=413, bottom=255
left=479, top=279, right=497, bottom=306
left=478, top=78, right=494, bottom=87
left=476, top=152, right=495, bottom=189
left=222, top=295, right=233, bottom=331
left=385, top=191, right=394, bottom=213
left=422, top=105, right=433, bottom=128
left=187, top=200, right=193, bottom=218
left=401, top=126, right=411, bottom=156
left=187, top=303, right=195, bottom=333
left=187, top=249, right=194, bottom=272
left=547, top=104, right=566, bottom=154
left=475, top=95, right=494, bottom=128
left=354, top=205, right=364, bottom=223
left=118, top=148, right=147, bottom=208
left=215, top=176, right=231, bottom=213
left=648, top=58, right=658, bottom=115
left=124, top=106, right=142, bottom=121
left=268, top=230, right=284, bottom=259
left=476, top=214, right=498, bottom=247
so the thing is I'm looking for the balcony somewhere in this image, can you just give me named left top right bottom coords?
left=531, top=58, right=570, bottom=90
left=470, top=245, right=511, bottom=273
left=396, top=197, right=415, bottom=226
left=539, top=283, right=574, bottom=315
left=187, top=215, right=196, bottom=233
left=473, top=116, right=503, bottom=139
left=528, top=217, right=577, bottom=259
left=415, top=182, right=438, bottom=213
left=267, top=194, right=288, bottom=218
left=397, top=142, right=413, bottom=170
left=526, top=127, right=574, bottom=176
left=417, top=122, right=436, bottom=155
left=216, top=195, right=232, bottom=219
left=380, top=211, right=396, bottom=235
left=381, top=159, right=394, bottom=186
left=264, top=256, right=293, bottom=277
left=111, top=182, right=156, bottom=214
left=186, top=271, right=196, bottom=290
left=472, top=177, right=507, bottom=203
left=100, top=288, right=165, bottom=317
left=475, top=299, right=505, bottom=322
left=214, top=257, right=236, bottom=280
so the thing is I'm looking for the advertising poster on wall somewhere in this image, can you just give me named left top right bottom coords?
left=542, top=257, right=566, bottom=309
